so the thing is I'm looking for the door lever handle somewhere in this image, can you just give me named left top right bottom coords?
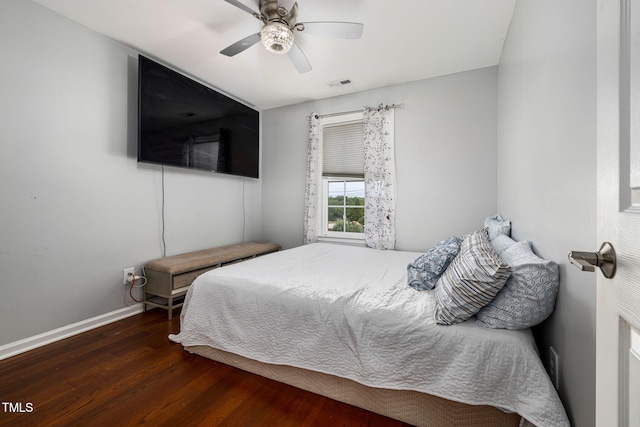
left=568, top=251, right=598, bottom=272
left=568, top=242, right=616, bottom=278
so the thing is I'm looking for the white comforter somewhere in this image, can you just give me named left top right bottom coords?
left=170, top=243, right=569, bottom=426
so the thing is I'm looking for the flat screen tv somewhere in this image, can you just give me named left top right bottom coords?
left=138, top=55, right=259, bottom=178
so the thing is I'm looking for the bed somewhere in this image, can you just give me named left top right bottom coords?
left=169, top=242, right=570, bottom=427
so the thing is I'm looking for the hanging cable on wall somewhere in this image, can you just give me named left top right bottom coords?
left=242, top=178, right=246, bottom=243
left=161, top=165, right=167, bottom=257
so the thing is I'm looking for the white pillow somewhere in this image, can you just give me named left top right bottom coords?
left=434, top=228, right=511, bottom=325
left=476, top=241, right=560, bottom=330
left=484, top=214, right=511, bottom=240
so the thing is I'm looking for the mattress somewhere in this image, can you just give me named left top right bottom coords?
left=169, top=243, right=569, bottom=426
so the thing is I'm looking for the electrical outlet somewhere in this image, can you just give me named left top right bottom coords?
left=123, top=267, right=134, bottom=285
left=549, top=346, right=559, bottom=390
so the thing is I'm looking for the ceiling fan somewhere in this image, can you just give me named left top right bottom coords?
left=220, top=0, right=364, bottom=73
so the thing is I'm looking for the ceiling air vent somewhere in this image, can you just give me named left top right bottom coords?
left=329, top=79, right=352, bottom=87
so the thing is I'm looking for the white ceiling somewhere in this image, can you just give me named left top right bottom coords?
left=31, top=0, right=516, bottom=110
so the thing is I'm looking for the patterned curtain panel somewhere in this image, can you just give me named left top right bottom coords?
left=303, top=113, right=322, bottom=244
left=363, top=105, right=396, bottom=250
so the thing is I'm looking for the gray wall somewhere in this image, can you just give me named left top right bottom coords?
left=1, top=1, right=598, bottom=425
left=0, top=0, right=262, bottom=346
left=262, top=67, right=499, bottom=251
left=496, top=0, right=596, bottom=426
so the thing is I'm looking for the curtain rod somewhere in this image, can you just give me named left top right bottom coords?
left=316, top=103, right=405, bottom=119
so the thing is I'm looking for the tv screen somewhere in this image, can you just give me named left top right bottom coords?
left=138, top=55, right=259, bottom=178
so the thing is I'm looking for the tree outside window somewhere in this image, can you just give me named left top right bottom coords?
left=327, top=179, right=365, bottom=234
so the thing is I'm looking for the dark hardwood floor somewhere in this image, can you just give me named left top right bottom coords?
left=0, top=309, right=411, bottom=426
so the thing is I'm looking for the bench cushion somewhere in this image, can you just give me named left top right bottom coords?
left=145, top=241, right=281, bottom=275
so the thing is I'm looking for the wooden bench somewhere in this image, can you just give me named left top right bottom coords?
left=143, top=241, right=281, bottom=319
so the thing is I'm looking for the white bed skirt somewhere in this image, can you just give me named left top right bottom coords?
left=185, top=344, right=521, bottom=427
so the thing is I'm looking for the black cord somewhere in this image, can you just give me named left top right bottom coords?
left=161, top=165, right=166, bottom=257
left=242, top=178, right=246, bottom=242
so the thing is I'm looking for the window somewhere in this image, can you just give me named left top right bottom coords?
left=325, top=179, right=365, bottom=234
left=319, top=112, right=364, bottom=241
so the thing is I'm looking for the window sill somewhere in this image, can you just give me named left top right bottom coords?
left=317, top=235, right=367, bottom=247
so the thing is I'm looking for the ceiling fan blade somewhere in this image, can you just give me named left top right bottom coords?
left=223, top=0, right=261, bottom=17
left=288, top=42, right=312, bottom=73
left=297, top=21, right=364, bottom=39
left=220, top=33, right=262, bottom=56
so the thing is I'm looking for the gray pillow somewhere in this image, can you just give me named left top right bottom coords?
left=490, top=234, right=517, bottom=256
left=476, top=241, right=560, bottom=330
left=434, top=228, right=511, bottom=325
left=407, top=236, right=462, bottom=291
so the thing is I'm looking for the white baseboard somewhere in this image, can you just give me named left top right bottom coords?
left=0, top=304, right=144, bottom=361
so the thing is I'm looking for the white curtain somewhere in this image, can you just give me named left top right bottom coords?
left=303, top=113, right=322, bottom=244
left=363, top=105, right=396, bottom=250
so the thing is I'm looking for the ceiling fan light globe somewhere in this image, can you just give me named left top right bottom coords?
left=260, top=22, right=294, bottom=55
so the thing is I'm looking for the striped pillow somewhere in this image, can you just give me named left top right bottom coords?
left=434, top=228, right=511, bottom=325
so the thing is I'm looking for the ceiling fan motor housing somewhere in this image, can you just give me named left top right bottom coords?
left=260, top=0, right=298, bottom=26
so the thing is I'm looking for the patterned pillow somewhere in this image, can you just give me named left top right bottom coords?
left=476, top=241, right=560, bottom=330
left=434, top=228, right=511, bottom=325
left=407, top=236, right=462, bottom=291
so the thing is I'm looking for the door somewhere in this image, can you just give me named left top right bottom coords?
left=597, top=0, right=640, bottom=425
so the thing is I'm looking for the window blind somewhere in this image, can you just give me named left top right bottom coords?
left=322, top=121, right=364, bottom=177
